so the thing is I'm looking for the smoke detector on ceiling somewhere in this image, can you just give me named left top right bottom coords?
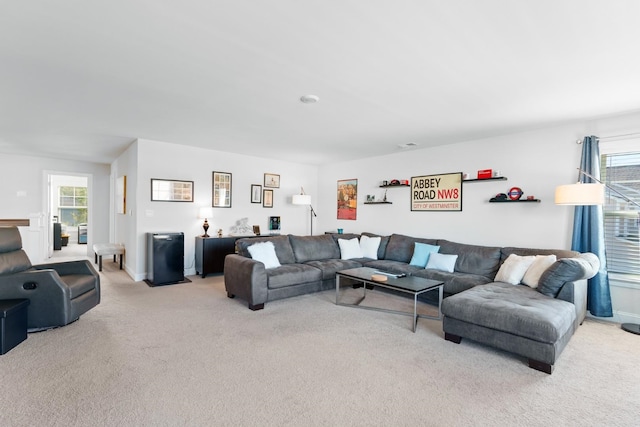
left=300, top=95, right=319, bottom=104
left=398, top=142, right=419, bottom=149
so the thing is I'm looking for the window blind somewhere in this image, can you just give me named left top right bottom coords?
left=600, top=152, right=640, bottom=276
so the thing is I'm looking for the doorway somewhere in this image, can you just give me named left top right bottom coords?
left=45, top=172, right=93, bottom=261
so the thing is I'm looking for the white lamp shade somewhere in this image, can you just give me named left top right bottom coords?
left=199, top=207, right=214, bottom=219
left=555, top=183, right=605, bottom=205
left=292, top=194, right=311, bottom=205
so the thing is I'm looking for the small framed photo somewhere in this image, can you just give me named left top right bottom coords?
left=263, top=189, right=273, bottom=208
left=269, top=216, right=281, bottom=231
left=264, top=173, right=280, bottom=188
left=252, top=225, right=261, bottom=236
left=251, top=184, right=262, bottom=203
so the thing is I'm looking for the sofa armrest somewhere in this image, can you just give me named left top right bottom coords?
left=224, top=254, right=268, bottom=308
left=33, top=260, right=98, bottom=277
left=556, top=279, right=588, bottom=330
left=0, top=270, right=72, bottom=328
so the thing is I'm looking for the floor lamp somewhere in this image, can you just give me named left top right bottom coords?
left=555, top=168, right=640, bottom=335
left=292, top=188, right=317, bottom=236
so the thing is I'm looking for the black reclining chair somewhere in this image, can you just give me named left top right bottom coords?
left=0, top=226, right=100, bottom=331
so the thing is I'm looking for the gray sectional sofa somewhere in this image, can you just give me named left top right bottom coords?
left=223, top=232, right=598, bottom=373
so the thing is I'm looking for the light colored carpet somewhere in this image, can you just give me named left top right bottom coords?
left=1, top=261, right=639, bottom=427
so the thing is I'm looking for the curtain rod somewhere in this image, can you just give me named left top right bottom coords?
left=576, top=132, right=640, bottom=143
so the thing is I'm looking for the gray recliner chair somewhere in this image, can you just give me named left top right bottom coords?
left=0, top=226, right=100, bottom=331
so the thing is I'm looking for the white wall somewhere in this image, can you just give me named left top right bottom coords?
left=113, top=139, right=318, bottom=281
left=317, top=124, right=583, bottom=248
left=317, top=110, right=640, bottom=324
left=0, top=153, right=111, bottom=262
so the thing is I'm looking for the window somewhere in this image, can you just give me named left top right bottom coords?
left=600, top=151, right=640, bottom=277
left=59, top=186, right=87, bottom=226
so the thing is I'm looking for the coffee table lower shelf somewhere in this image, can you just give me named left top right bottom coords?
left=335, top=268, right=444, bottom=333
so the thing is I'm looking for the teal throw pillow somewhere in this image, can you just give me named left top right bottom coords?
left=409, top=242, right=440, bottom=267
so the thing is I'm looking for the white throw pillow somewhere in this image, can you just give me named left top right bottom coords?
left=495, top=254, right=536, bottom=285
left=425, top=253, right=458, bottom=273
left=247, top=241, right=281, bottom=269
left=359, top=235, right=381, bottom=259
left=522, top=255, right=557, bottom=288
left=339, top=238, right=363, bottom=260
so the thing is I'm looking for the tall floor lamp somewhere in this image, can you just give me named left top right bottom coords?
left=555, top=168, right=640, bottom=335
left=292, top=187, right=317, bottom=236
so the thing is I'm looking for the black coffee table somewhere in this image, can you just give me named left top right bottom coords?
left=335, top=267, right=444, bottom=332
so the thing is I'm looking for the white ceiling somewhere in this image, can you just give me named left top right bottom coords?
left=1, top=1, right=639, bottom=165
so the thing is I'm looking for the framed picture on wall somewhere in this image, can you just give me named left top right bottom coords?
left=263, top=189, right=273, bottom=208
left=264, top=173, right=280, bottom=188
left=337, top=178, right=357, bottom=220
left=251, top=184, right=262, bottom=203
left=212, top=171, right=232, bottom=208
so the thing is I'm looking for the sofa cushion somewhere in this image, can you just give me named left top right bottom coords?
left=442, top=282, right=576, bottom=344
left=437, top=240, right=502, bottom=279
left=289, top=234, right=340, bottom=263
left=385, top=234, right=438, bottom=263
left=338, top=238, right=363, bottom=260
left=267, top=264, right=323, bottom=289
left=0, top=250, right=32, bottom=275
left=247, top=241, right=281, bottom=269
left=409, top=242, right=440, bottom=267
left=537, top=253, right=600, bottom=298
left=359, top=235, right=381, bottom=259
left=306, top=259, right=363, bottom=280
left=413, top=269, right=491, bottom=294
left=494, top=254, right=535, bottom=285
left=522, top=255, right=557, bottom=288
left=362, top=232, right=390, bottom=259
left=501, top=247, right=578, bottom=262
left=236, top=235, right=296, bottom=264
left=361, top=259, right=415, bottom=276
left=426, top=253, right=458, bottom=272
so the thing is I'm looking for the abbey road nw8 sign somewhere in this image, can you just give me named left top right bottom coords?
left=411, top=172, right=463, bottom=211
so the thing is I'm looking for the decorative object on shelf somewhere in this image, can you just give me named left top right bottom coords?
left=508, top=187, right=524, bottom=200
left=263, top=189, right=273, bottom=208
left=198, top=207, right=214, bottom=237
left=477, top=169, right=493, bottom=179
left=229, top=218, right=253, bottom=236
left=411, top=172, right=463, bottom=212
left=292, top=187, right=317, bottom=235
left=366, top=195, right=375, bottom=202
left=217, top=229, right=223, bottom=238
left=151, top=178, right=194, bottom=202
left=490, top=193, right=508, bottom=202
left=382, top=180, right=388, bottom=186
left=555, top=167, right=640, bottom=335
left=212, top=171, right=232, bottom=207
left=251, top=184, right=262, bottom=203
left=337, top=228, right=343, bottom=234
left=463, top=176, right=508, bottom=183
left=337, top=179, right=357, bottom=220
left=253, top=225, right=261, bottom=236
left=264, top=173, right=280, bottom=188
left=389, top=179, right=401, bottom=185
left=383, top=190, right=387, bottom=202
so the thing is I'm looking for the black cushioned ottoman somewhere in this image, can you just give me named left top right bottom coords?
left=442, top=282, right=576, bottom=374
left=1, top=299, right=29, bottom=355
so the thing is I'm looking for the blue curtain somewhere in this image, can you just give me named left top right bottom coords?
left=571, top=136, right=613, bottom=317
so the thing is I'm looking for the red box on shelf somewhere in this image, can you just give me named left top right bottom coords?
left=477, top=169, right=493, bottom=179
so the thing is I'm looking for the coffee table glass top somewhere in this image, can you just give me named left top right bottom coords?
left=337, top=267, right=442, bottom=292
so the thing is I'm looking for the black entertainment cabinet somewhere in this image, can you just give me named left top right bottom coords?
left=195, top=235, right=259, bottom=278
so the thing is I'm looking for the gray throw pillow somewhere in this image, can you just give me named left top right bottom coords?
left=537, top=253, right=599, bottom=297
